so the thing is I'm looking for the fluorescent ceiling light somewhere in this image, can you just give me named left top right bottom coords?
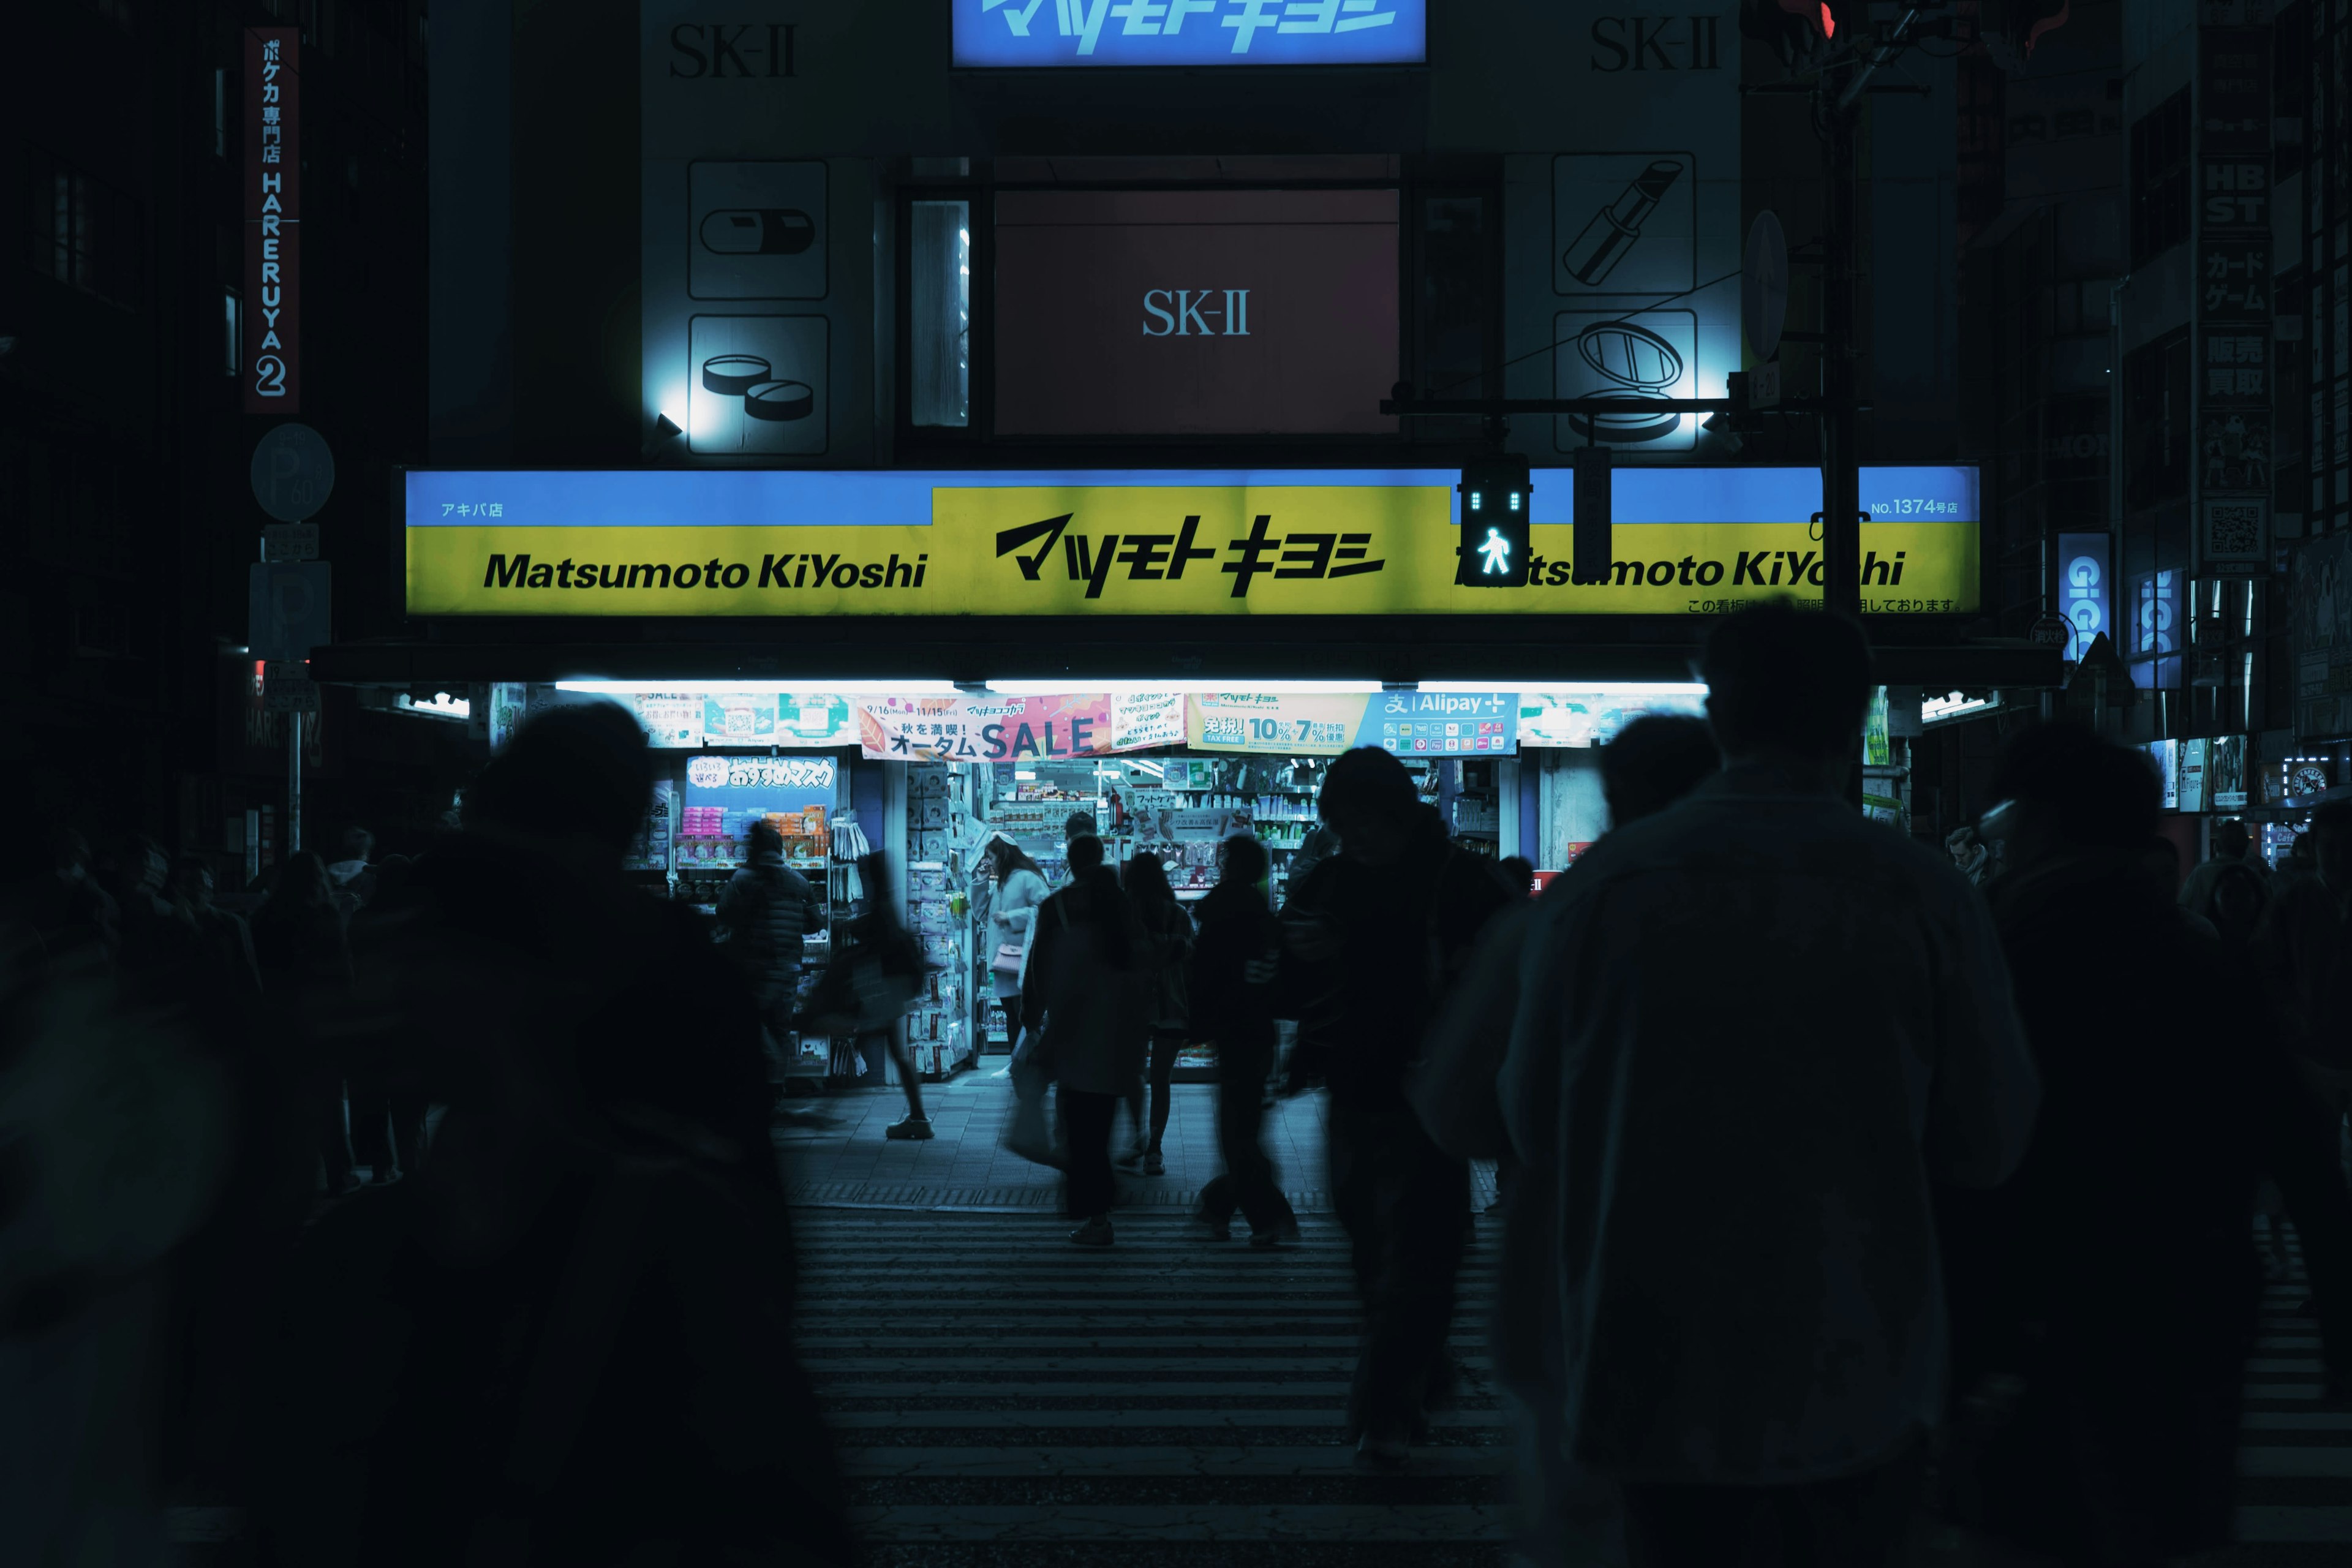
left=556, top=679, right=960, bottom=696
left=985, top=679, right=1382, bottom=696
left=1419, top=680, right=1708, bottom=696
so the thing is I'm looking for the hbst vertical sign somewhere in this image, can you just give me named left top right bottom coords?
left=244, top=28, right=301, bottom=412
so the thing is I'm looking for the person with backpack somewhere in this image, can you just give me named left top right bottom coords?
left=1120, top=851, right=1194, bottom=1175
left=1023, top=835, right=1150, bottom=1246
left=714, top=818, right=828, bottom=1082
left=1279, top=746, right=1514, bottom=1464
left=1189, top=833, right=1298, bottom=1246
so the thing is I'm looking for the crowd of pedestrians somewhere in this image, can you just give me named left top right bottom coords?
left=9, top=601, right=2352, bottom=1566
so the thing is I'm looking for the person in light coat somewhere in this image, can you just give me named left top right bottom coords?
left=983, top=835, right=1049, bottom=1052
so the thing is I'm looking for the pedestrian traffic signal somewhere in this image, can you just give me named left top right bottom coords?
left=1458, top=459, right=1532, bottom=588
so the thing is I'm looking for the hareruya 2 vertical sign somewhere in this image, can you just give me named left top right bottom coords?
left=244, top=28, right=300, bottom=412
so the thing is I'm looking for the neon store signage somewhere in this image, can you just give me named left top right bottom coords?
left=953, top=0, right=1427, bottom=67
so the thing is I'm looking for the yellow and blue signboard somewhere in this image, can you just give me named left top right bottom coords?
left=404, top=466, right=1980, bottom=619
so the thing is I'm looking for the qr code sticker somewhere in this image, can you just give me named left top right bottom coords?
left=2205, top=501, right=2264, bottom=559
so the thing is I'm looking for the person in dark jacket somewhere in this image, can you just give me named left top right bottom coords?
left=715, top=819, right=828, bottom=1078
left=1280, top=745, right=1513, bottom=1464
left=1024, top=835, right=1150, bottom=1246
left=1120, top=851, right=1193, bottom=1175
left=1189, top=833, right=1297, bottom=1245
left=1943, top=725, right=2352, bottom=1564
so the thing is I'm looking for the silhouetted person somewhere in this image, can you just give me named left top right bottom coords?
left=1414, top=710, right=1717, bottom=1566
left=252, top=851, right=362, bottom=1194
left=715, top=817, right=827, bottom=1089
left=1121, top=850, right=1193, bottom=1175
left=2259, top=798, right=2352, bottom=1112
left=328, top=825, right=379, bottom=917
left=1498, top=855, right=1536, bottom=895
left=170, top=853, right=259, bottom=996
left=1281, top=745, right=1513, bottom=1464
left=1942, top=725, right=2352, bottom=1564
left=1501, top=605, right=2040, bottom=1568
left=1189, top=833, right=1298, bottom=1245
left=841, top=851, right=930, bottom=1138
left=249, top=700, right=854, bottom=1566
left=1023, top=834, right=1148, bottom=1246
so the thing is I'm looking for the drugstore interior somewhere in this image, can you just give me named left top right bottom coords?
left=524, top=678, right=1890, bottom=1091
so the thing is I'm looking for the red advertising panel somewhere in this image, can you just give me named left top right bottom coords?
left=994, top=189, right=1398, bottom=436
left=244, top=28, right=300, bottom=412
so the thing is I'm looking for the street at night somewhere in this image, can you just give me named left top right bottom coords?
left=9, top=2, right=2352, bottom=1566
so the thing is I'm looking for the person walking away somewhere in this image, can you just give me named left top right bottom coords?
left=841, top=851, right=932, bottom=1139
left=1023, top=835, right=1149, bottom=1246
left=1189, top=833, right=1298, bottom=1245
left=715, top=819, right=827, bottom=1093
left=1121, top=850, right=1193, bottom=1175
left=983, top=835, right=1049, bottom=1055
left=1501, top=605, right=2041, bottom=1568
left=1413, top=712, right=1718, bottom=1567
left=1280, top=745, right=1514, bottom=1464
left=1942, top=726, right=2352, bottom=1564
left=251, top=851, right=364, bottom=1196
left=2258, top=799, right=2352, bottom=1135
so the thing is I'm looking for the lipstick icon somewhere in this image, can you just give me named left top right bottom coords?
left=699, top=208, right=816, bottom=255
left=1561, top=160, right=1684, bottom=287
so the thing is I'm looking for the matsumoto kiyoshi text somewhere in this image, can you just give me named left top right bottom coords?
left=472, top=545, right=1919, bottom=595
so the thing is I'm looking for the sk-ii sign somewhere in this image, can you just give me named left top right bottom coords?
left=1143, top=289, right=1251, bottom=336
left=954, top=0, right=1426, bottom=66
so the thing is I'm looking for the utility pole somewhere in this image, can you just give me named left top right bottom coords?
left=1818, top=7, right=1926, bottom=622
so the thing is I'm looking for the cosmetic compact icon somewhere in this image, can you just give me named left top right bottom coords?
left=1561, top=161, right=1685, bottom=287
left=1566, top=320, right=1686, bottom=444
left=699, top=353, right=815, bottom=429
left=701, top=208, right=816, bottom=256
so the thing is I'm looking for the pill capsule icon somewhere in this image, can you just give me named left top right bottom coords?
left=743, top=380, right=815, bottom=423
left=701, top=209, right=816, bottom=256
left=700, top=355, right=773, bottom=394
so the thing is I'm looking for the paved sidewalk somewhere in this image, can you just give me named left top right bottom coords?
left=775, top=1068, right=1498, bottom=1212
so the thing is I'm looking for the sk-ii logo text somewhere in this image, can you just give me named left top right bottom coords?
left=1142, top=289, right=1253, bottom=337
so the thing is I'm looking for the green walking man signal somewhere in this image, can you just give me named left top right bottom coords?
left=1457, top=458, right=1532, bottom=588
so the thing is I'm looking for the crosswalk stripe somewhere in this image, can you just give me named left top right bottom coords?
left=2243, top=1449, right=2352, bottom=1478
left=822, top=1409, right=1511, bottom=1430
left=2234, top=1506, right=2352, bottom=1543
left=842, top=1503, right=1513, bottom=1541
left=840, top=1445, right=1512, bottom=1477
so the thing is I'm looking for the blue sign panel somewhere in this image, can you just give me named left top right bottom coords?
left=951, top=0, right=1427, bottom=67
left=2056, top=532, right=2109, bottom=662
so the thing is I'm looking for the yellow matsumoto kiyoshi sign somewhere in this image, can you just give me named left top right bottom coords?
left=403, top=470, right=1980, bottom=617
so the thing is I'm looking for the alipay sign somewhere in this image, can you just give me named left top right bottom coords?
left=952, top=0, right=1426, bottom=67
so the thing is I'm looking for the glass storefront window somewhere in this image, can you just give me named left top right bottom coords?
left=910, top=200, right=970, bottom=428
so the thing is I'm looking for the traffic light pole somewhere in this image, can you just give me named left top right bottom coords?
left=1819, top=7, right=1927, bottom=621
left=1819, top=88, right=1863, bottom=620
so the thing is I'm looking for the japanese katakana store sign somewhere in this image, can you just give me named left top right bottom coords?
left=952, top=0, right=1425, bottom=67
left=402, top=467, right=1983, bottom=619
left=244, top=28, right=300, bottom=412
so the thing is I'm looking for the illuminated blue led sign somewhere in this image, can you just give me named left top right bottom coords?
left=952, top=0, right=1427, bottom=67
